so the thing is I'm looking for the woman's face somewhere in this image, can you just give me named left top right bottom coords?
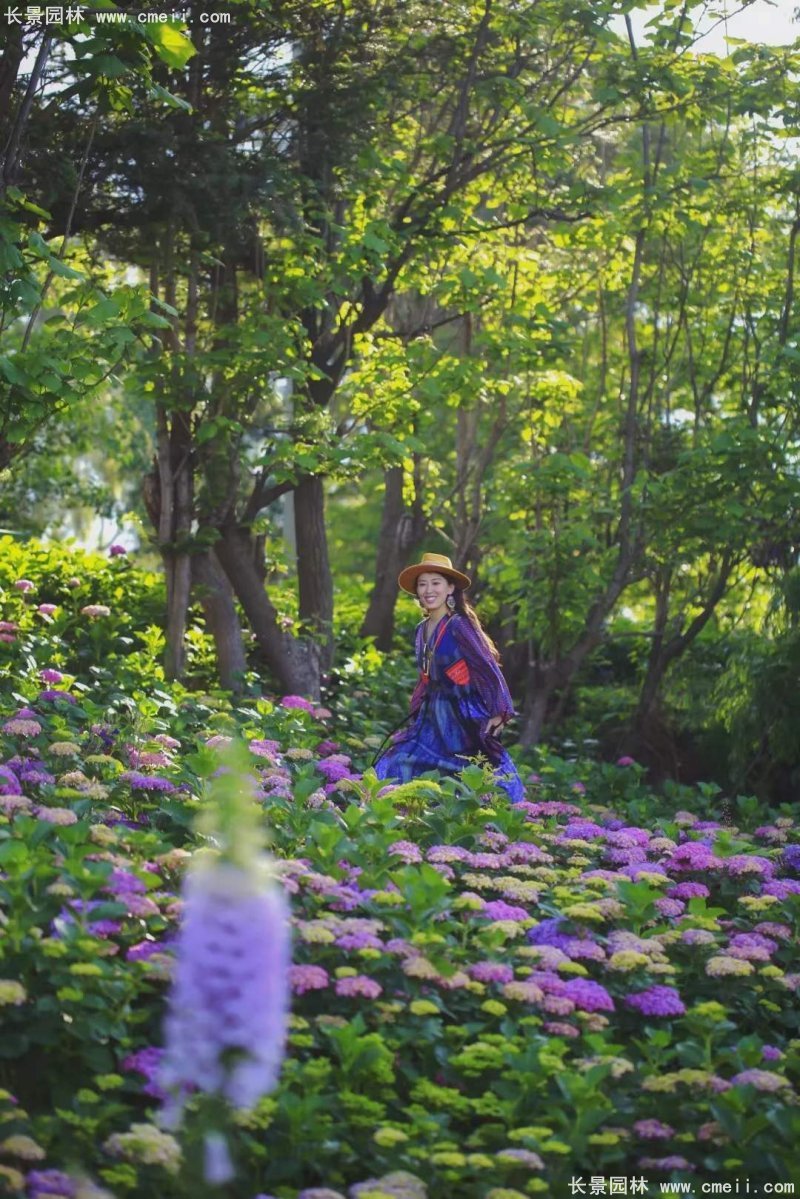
left=416, top=572, right=455, bottom=612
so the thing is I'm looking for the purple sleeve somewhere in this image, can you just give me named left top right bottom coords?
left=450, top=615, right=515, bottom=720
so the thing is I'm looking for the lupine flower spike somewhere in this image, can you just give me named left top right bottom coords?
left=159, top=741, right=291, bottom=1184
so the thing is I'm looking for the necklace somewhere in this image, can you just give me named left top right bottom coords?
left=421, top=615, right=449, bottom=681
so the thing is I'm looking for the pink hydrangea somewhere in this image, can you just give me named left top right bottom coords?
left=80, top=604, right=111, bottom=618
left=14, top=579, right=34, bottom=593
left=280, top=696, right=316, bottom=713
left=288, top=965, right=330, bottom=995
left=334, top=975, right=382, bottom=999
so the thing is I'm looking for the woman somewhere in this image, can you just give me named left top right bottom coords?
left=374, top=552, right=524, bottom=804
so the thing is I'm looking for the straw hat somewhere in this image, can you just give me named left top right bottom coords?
left=397, top=552, right=471, bottom=595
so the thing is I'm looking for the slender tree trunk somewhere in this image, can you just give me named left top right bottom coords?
left=157, top=403, right=194, bottom=680
left=0, top=31, right=51, bottom=193
left=192, top=550, right=247, bottom=692
left=360, top=465, right=427, bottom=649
left=294, top=473, right=333, bottom=682
left=632, top=555, right=735, bottom=737
left=155, top=229, right=195, bottom=681
left=0, top=27, right=24, bottom=131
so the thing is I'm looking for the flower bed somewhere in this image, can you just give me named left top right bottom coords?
left=1, top=557, right=799, bottom=1196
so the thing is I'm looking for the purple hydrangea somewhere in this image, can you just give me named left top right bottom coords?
left=624, top=985, right=685, bottom=1018
left=121, top=770, right=176, bottom=793
left=469, top=961, right=515, bottom=984
left=763, top=879, right=800, bottom=898
left=562, top=978, right=615, bottom=1012
left=123, top=1046, right=167, bottom=1099
left=127, top=939, right=174, bottom=962
left=667, top=881, right=710, bottom=900
left=0, top=765, right=22, bottom=796
left=7, top=757, right=54, bottom=787
left=315, top=756, right=355, bottom=784
left=781, top=844, right=800, bottom=873
left=561, top=821, right=606, bottom=840
left=280, top=695, right=316, bottom=713
left=26, top=1171, right=76, bottom=1197
left=480, top=899, right=529, bottom=922
left=38, top=689, right=76, bottom=704
left=527, top=918, right=568, bottom=947
left=105, top=868, right=147, bottom=896
left=634, top=1119, right=675, bottom=1139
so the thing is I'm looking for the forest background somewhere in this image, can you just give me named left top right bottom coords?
left=2, top=0, right=800, bottom=806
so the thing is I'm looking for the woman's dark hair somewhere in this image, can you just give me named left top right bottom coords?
left=453, top=588, right=501, bottom=662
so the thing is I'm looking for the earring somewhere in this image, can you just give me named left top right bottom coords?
left=446, top=594, right=456, bottom=611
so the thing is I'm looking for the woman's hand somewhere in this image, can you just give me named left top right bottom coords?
left=484, top=715, right=504, bottom=736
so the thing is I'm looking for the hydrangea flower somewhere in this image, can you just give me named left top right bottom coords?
left=121, top=771, right=176, bottom=793
left=289, top=965, right=330, bottom=994
left=624, top=986, right=685, bottom=1017
left=280, top=695, right=316, bottom=713
left=334, top=975, right=382, bottom=999
left=25, top=1169, right=75, bottom=1196
left=0, top=766, right=21, bottom=796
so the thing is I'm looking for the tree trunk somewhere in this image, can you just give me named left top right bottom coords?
left=213, top=522, right=318, bottom=696
left=632, top=554, right=735, bottom=737
left=361, top=465, right=426, bottom=649
left=294, top=473, right=333, bottom=679
left=157, top=402, right=194, bottom=681
left=191, top=550, right=247, bottom=692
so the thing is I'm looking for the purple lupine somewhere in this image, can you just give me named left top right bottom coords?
left=624, top=985, right=685, bottom=1017
left=160, top=864, right=291, bottom=1121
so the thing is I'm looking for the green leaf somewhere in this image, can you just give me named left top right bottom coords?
left=144, top=22, right=197, bottom=69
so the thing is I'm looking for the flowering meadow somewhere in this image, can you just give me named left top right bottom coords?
left=1, top=542, right=800, bottom=1198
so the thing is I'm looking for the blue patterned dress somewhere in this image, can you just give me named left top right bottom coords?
left=374, top=613, right=525, bottom=803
